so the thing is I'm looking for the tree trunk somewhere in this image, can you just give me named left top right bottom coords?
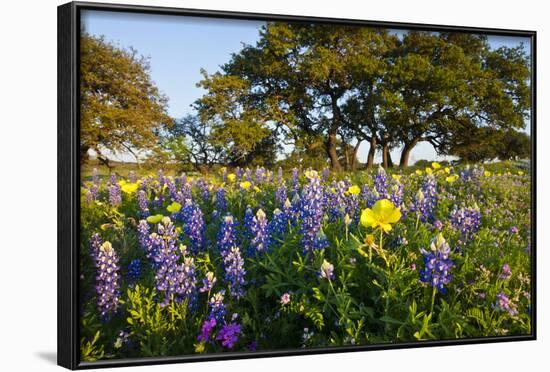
left=366, top=136, right=376, bottom=169
left=399, top=138, right=420, bottom=168
left=326, top=129, right=342, bottom=172
left=350, top=141, right=361, bottom=170
left=387, top=148, right=394, bottom=168
left=382, top=142, right=390, bottom=169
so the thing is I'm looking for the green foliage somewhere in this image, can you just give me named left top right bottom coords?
left=80, top=33, right=172, bottom=165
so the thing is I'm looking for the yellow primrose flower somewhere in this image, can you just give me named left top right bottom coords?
left=146, top=214, right=164, bottom=224
left=253, top=186, right=261, bottom=193
left=227, top=173, right=236, bottom=183
left=518, top=171, right=524, bottom=176
left=167, top=201, right=182, bottom=213
left=240, top=181, right=251, bottom=190
left=446, top=175, right=459, bottom=183
left=360, top=199, right=401, bottom=233
left=364, top=234, right=378, bottom=249
left=347, top=185, right=361, bottom=195
left=121, top=182, right=139, bottom=194
left=392, top=174, right=402, bottom=182
left=431, top=162, right=441, bottom=169
left=416, top=170, right=423, bottom=175
left=484, top=171, right=491, bottom=177
left=444, top=167, right=451, bottom=174
left=118, top=179, right=127, bottom=187
left=425, top=167, right=433, bottom=174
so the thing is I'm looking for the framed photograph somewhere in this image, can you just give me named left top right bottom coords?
left=58, top=1, right=536, bottom=369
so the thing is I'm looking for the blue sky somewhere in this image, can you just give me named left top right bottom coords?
left=81, top=10, right=531, bottom=164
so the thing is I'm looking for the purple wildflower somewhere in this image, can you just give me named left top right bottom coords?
left=419, top=234, right=454, bottom=294
left=137, top=190, right=150, bottom=217
left=218, top=214, right=239, bottom=255
left=319, top=259, right=334, bottom=280
left=450, top=205, right=481, bottom=243
left=216, top=187, right=227, bottom=213
left=216, top=322, right=241, bottom=349
left=200, top=272, right=217, bottom=293
left=93, top=241, right=121, bottom=318
left=224, top=247, right=246, bottom=299
left=495, top=292, right=518, bottom=316
left=198, top=318, right=217, bottom=343
left=250, top=209, right=270, bottom=254
left=208, top=290, right=227, bottom=321
left=299, top=171, right=328, bottom=254
left=499, top=263, right=512, bottom=280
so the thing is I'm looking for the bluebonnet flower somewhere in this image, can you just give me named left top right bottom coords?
left=319, top=259, right=334, bottom=280
left=419, top=234, right=454, bottom=294
left=223, top=247, right=246, bottom=299
left=89, top=233, right=103, bottom=257
left=93, top=241, right=121, bottom=318
left=218, top=214, right=239, bottom=255
left=179, top=182, right=193, bottom=204
left=216, top=322, right=241, bottom=348
left=198, top=317, right=217, bottom=343
left=216, top=188, right=227, bottom=213
left=389, top=181, right=404, bottom=208
left=250, top=209, right=270, bottom=254
left=268, top=208, right=287, bottom=240
left=197, top=179, right=210, bottom=203
left=495, top=292, right=518, bottom=316
left=150, top=217, right=197, bottom=306
left=200, top=272, right=217, bottom=293
left=127, top=259, right=141, bottom=282
left=181, top=201, right=205, bottom=254
left=108, top=174, right=122, bottom=206
left=433, top=220, right=443, bottom=230
left=361, top=184, right=380, bottom=208
left=325, top=181, right=346, bottom=222
left=236, top=167, right=243, bottom=181
left=245, top=168, right=252, bottom=182
left=450, top=205, right=481, bottom=243
left=413, top=174, right=437, bottom=222
left=283, top=197, right=298, bottom=225
left=276, top=183, right=287, bottom=208
left=208, top=290, right=227, bottom=321
left=166, top=176, right=177, bottom=200
left=137, top=190, right=150, bottom=217
left=157, top=169, right=166, bottom=187
left=255, top=166, right=265, bottom=184
left=137, top=220, right=152, bottom=253
left=374, top=166, right=389, bottom=199
left=244, top=206, right=254, bottom=239
left=299, top=171, right=328, bottom=254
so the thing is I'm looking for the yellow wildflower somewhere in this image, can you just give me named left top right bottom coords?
left=240, top=181, right=251, bottom=190
left=425, top=167, right=433, bottom=174
left=360, top=199, right=401, bottom=233
left=347, top=185, right=361, bottom=195
left=431, top=162, right=441, bottom=169
left=121, top=182, right=139, bottom=194
left=227, top=173, right=236, bottom=183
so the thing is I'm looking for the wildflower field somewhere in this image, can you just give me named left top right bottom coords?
left=79, top=162, right=532, bottom=361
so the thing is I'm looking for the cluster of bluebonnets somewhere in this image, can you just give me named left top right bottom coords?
left=79, top=162, right=531, bottom=360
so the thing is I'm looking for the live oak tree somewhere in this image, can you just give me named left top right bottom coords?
left=208, top=23, right=400, bottom=171
left=384, top=32, right=530, bottom=167
left=80, top=33, right=172, bottom=166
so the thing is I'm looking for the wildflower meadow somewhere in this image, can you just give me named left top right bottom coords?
left=79, top=162, right=532, bottom=360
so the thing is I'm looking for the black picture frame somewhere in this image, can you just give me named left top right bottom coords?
left=57, top=1, right=537, bottom=369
